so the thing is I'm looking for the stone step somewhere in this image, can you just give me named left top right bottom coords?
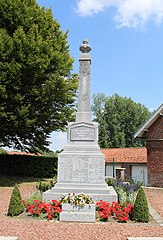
left=49, top=187, right=110, bottom=194
left=55, top=183, right=109, bottom=189
left=43, top=191, right=117, bottom=202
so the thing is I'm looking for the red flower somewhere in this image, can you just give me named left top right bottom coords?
left=96, top=201, right=133, bottom=223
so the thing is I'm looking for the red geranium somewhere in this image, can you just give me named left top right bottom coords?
left=25, top=199, right=62, bottom=220
left=96, top=201, right=133, bottom=223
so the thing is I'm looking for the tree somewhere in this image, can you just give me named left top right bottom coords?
left=91, top=93, right=108, bottom=148
left=92, top=93, right=151, bottom=148
left=0, top=0, right=77, bottom=151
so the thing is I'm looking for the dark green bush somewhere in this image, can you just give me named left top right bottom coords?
left=0, top=154, right=58, bottom=178
left=7, top=184, right=24, bottom=216
left=36, top=176, right=57, bottom=193
left=132, top=187, right=150, bottom=222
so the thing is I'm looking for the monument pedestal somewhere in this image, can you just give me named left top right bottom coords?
left=60, top=204, right=96, bottom=222
left=43, top=122, right=117, bottom=203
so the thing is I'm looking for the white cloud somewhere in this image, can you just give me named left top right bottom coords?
left=76, top=0, right=119, bottom=16
left=76, top=0, right=163, bottom=28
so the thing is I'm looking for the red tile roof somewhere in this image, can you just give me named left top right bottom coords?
left=5, top=151, right=40, bottom=156
left=101, top=147, right=147, bottom=163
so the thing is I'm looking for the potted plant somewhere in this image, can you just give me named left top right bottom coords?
left=60, top=192, right=95, bottom=222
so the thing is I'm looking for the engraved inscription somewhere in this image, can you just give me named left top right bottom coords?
left=58, top=155, right=104, bottom=184
left=70, top=126, right=95, bottom=141
left=89, top=156, right=104, bottom=184
left=58, top=157, right=73, bottom=182
left=81, top=76, right=88, bottom=101
left=73, top=156, right=89, bottom=182
left=80, top=61, right=90, bottom=76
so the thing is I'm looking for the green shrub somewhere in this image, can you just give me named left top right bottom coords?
left=132, top=187, right=150, bottom=222
left=36, top=176, right=57, bottom=193
left=105, top=178, right=115, bottom=186
left=105, top=178, right=142, bottom=205
left=7, top=184, right=24, bottom=216
left=24, top=191, right=42, bottom=207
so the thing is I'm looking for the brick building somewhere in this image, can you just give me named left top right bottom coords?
left=102, top=148, right=147, bottom=185
left=134, top=104, right=163, bottom=187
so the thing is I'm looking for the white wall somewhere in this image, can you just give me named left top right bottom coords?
left=105, top=163, right=148, bottom=186
left=131, top=165, right=147, bottom=186
left=105, top=163, right=121, bottom=178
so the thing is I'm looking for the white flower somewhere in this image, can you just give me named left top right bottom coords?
left=60, top=192, right=94, bottom=207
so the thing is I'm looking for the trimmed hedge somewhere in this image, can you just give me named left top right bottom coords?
left=132, top=187, right=150, bottom=223
left=0, top=154, right=58, bottom=178
left=7, top=183, right=24, bottom=216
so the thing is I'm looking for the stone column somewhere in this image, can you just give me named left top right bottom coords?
left=76, top=39, right=92, bottom=123
left=43, top=39, right=117, bottom=206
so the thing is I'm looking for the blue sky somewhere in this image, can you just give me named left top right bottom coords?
left=36, top=0, right=163, bottom=151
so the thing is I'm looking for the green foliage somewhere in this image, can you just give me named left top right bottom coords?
left=41, top=150, right=58, bottom=158
left=133, top=187, right=150, bottom=222
left=91, top=93, right=108, bottom=148
left=105, top=177, right=115, bottom=186
left=0, top=0, right=77, bottom=151
left=0, top=154, right=58, bottom=178
left=7, top=183, right=24, bottom=216
left=23, top=191, right=42, bottom=207
left=36, top=176, right=57, bottom=193
left=92, top=93, right=151, bottom=148
left=106, top=178, right=142, bottom=205
left=0, top=148, right=6, bottom=154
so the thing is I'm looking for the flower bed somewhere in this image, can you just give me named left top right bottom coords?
left=24, top=199, right=62, bottom=220
left=23, top=197, right=133, bottom=223
left=20, top=188, right=148, bottom=223
left=96, top=200, right=133, bottom=223
left=59, top=193, right=96, bottom=222
left=60, top=192, right=94, bottom=207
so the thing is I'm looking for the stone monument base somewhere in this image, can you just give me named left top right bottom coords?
left=60, top=204, right=96, bottom=222
left=43, top=121, right=118, bottom=204
left=43, top=183, right=117, bottom=203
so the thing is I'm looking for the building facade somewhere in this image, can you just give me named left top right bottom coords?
left=102, top=148, right=147, bottom=185
left=134, top=104, right=163, bottom=187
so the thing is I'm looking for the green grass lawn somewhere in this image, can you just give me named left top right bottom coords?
left=0, top=175, right=53, bottom=187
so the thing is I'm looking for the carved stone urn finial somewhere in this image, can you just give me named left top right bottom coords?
left=79, top=39, right=91, bottom=54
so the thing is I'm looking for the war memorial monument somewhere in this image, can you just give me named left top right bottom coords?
left=43, top=40, right=117, bottom=220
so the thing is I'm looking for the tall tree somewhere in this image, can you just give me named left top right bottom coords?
left=92, top=93, right=151, bottom=148
left=92, top=93, right=108, bottom=148
left=0, top=0, right=77, bottom=151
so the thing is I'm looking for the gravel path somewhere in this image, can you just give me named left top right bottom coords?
left=145, top=188, right=163, bottom=218
left=0, top=185, right=163, bottom=240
